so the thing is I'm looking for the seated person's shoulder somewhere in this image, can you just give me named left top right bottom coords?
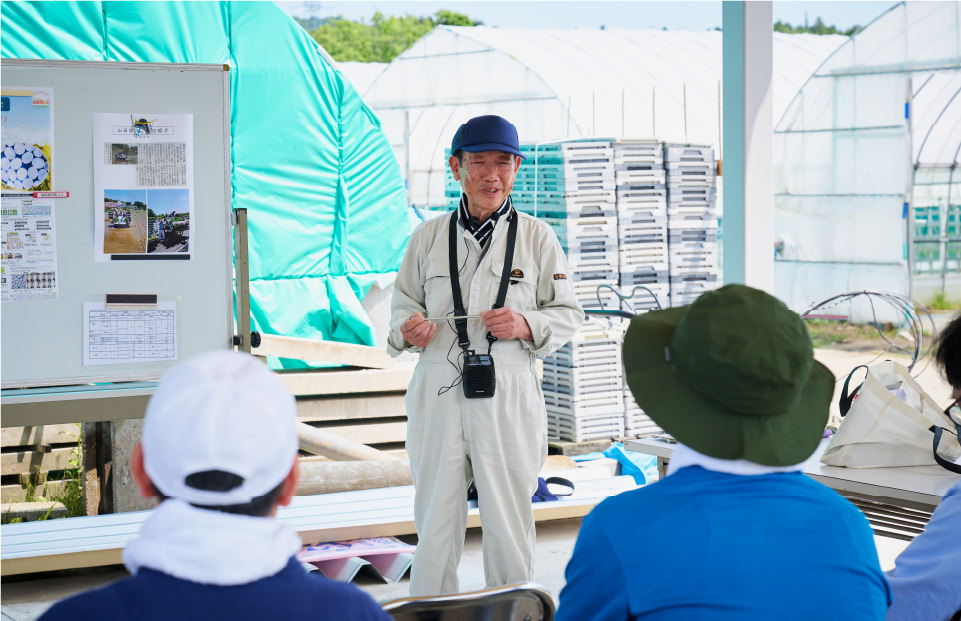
left=38, top=579, right=131, bottom=621
left=294, top=570, right=392, bottom=619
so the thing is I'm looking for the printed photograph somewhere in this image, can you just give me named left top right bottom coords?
left=103, top=189, right=148, bottom=255
left=1, top=87, right=53, bottom=192
left=1, top=142, right=52, bottom=192
left=147, top=188, right=190, bottom=254
left=107, top=143, right=139, bottom=165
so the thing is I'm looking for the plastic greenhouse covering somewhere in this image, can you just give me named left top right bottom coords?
left=357, top=27, right=846, bottom=211
left=775, top=2, right=961, bottom=315
left=1, top=1, right=411, bottom=367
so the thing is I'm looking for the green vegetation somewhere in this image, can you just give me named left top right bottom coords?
left=1, top=424, right=84, bottom=524
left=774, top=18, right=861, bottom=36
left=301, top=10, right=481, bottom=62
left=805, top=319, right=898, bottom=349
left=928, top=290, right=959, bottom=311
left=57, top=426, right=85, bottom=518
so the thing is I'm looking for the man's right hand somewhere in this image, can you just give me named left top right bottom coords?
left=401, top=312, right=436, bottom=348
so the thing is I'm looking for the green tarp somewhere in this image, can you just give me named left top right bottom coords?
left=1, top=1, right=411, bottom=367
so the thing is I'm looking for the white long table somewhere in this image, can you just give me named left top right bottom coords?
left=625, top=436, right=961, bottom=541
left=1, top=469, right=635, bottom=577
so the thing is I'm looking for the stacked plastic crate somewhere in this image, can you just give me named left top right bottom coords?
left=513, top=141, right=625, bottom=442
left=612, top=139, right=668, bottom=437
left=614, top=139, right=669, bottom=312
left=663, top=143, right=719, bottom=307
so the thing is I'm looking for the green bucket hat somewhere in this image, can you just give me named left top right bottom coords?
left=622, top=284, right=834, bottom=466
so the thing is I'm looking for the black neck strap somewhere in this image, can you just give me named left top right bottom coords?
left=448, top=208, right=518, bottom=353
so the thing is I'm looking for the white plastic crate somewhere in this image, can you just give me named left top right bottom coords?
left=624, top=389, right=664, bottom=437
left=546, top=215, right=617, bottom=236
left=670, top=275, right=719, bottom=294
left=666, top=185, right=716, bottom=204
left=520, top=192, right=618, bottom=219
left=614, top=162, right=663, bottom=176
left=613, top=282, right=669, bottom=311
left=515, top=180, right=615, bottom=195
left=618, top=208, right=667, bottom=226
left=516, top=167, right=615, bottom=190
left=618, top=187, right=668, bottom=202
left=565, top=238, right=619, bottom=255
left=519, top=160, right=614, bottom=176
left=545, top=341, right=621, bottom=367
left=547, top=409, right=626, bottom=442
left=624, top=411, right=665, bottom=437
left=619, top=241, right=669, bottom=259
left=615, top=139, right=662, bottom=158
left=619, top=267, right=669, bottom=286
left=617, top=249, right=670, bottom=273
left=615, top=196, right=668, bottom=212
left=573, top=280, right=620, bottom=310
left=522, top=142, right=614, bottom=166
left=514, top=188, right=616, bottom=204
left=669, top=240, right=719, bottom=255
left=663, top=143, right=714, bottom=163
left=619, top=228, right=667, bottom=247
left=617, top=179, right=667, bottom=193
left=669, top=252, right=720, bottom=271
left=614, top=168, right=666, bottom=185
left=544, top=391, right=624, bottom=412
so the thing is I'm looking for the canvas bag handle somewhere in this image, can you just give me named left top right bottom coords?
left=840, top=361, right=961, bottom=468
left=839, top=365, right=870, bottom=417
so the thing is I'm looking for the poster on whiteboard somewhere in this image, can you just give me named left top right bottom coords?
left=1, top=86, right=53, bottom=193
left=92, top=113, right=193, bottom=262
left=0, top=194, right=59, bottom=302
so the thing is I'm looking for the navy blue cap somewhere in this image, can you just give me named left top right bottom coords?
left=451, top=115, right=525, bottom=159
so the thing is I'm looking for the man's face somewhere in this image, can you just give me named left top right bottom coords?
left=450, top=150, right=521, bottom=217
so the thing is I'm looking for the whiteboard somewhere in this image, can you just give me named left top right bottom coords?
left=1, top=60, right=232, bottom=388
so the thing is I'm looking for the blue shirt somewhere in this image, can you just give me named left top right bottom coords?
left=886, top=478, right=961, bottom=621
left=557, top=466, right=891, bottom=621
left=38, top=557, right=392, bottom=621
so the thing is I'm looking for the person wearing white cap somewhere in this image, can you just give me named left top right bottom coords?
left=389, top=115, right=583, bottom=595
left=39, top=350, right=392, bottom=621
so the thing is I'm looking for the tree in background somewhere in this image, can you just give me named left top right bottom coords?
left=302, top=10, right=481, bottom=62
left=774, top=18, right=861, bottom=36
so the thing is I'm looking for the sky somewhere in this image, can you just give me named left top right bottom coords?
left=148, top=189, right=190, bottom=215
left=1, top=90, right=52, bottom=145
left=276, top=1, right=899, bottom=31
left=104, top=189, right=147, bottom=204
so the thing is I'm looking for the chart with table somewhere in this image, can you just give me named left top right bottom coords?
left=83, top=302, right=177, bottom=365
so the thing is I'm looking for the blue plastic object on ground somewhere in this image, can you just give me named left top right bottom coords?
left=603, top=442, right=658, bottom=485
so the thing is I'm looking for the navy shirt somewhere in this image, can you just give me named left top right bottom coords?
left=39, top=557, right=392, bottom=621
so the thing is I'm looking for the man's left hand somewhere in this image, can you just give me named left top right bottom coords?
left=480, top=307, right=533, bottom=341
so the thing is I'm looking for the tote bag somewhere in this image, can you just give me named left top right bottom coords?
left=821, top=360, right=961, bottom=469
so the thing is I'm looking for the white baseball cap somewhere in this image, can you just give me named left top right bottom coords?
left=142, top=350, right=298, bottom=506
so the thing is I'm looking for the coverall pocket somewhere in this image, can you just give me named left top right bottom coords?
left=490, top=260, right=536, bottom=311
left=423, top=259, right=452, bottom=318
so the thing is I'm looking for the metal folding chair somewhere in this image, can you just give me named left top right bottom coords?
left=381, top=581, right=555, bottom=621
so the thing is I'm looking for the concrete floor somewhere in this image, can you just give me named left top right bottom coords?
left=1, top=341, right=952, bottom=619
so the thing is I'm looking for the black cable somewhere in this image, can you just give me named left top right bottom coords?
left=437, top=237, right=473, bottom=396
left=801, top=290, right=937, bottom=374
left=593, top=283, right=663, bottom=315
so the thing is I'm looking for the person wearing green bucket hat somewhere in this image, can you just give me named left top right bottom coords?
left=557, top=285, right=891, bottom=621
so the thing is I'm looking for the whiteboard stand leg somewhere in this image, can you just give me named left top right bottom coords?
left=233, top=208, right=252, bottom=354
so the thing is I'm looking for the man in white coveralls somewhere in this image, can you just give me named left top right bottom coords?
left=388, top=115, right=583, bottom=595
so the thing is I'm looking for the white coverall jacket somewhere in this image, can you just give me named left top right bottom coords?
left=388, top=208, right=583, bottom=595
